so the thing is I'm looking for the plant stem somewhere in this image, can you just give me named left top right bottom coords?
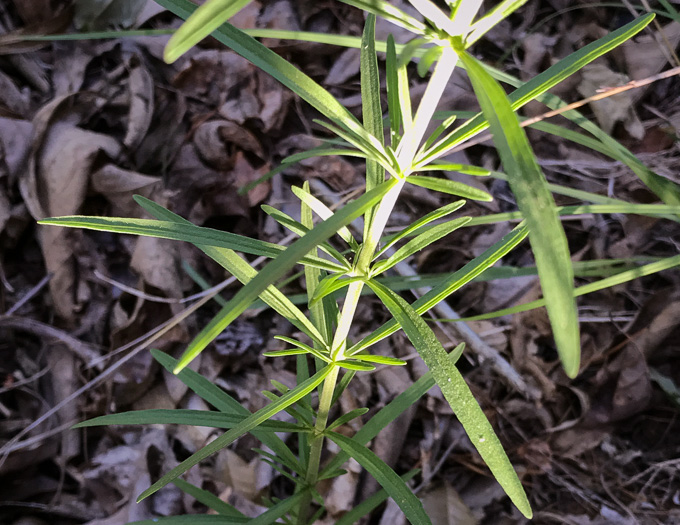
left=296, top=365, right=339, bottom=524
left=296, top=179, right=406, bottom=522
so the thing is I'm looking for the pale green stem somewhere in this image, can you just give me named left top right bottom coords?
left=357, top=179, right=406, bottom=273
left=297, top=365, right=340, bottom=525
left=397, top=47, right=459, bottom=169
left=297, top=179, right=408, bottom=522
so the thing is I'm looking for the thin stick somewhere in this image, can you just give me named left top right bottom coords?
left=445, top=65, right=680, bottom=155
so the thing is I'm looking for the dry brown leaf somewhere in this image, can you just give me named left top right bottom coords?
left=215, top=449, right=258, bottom=502
left=45, top=345, right=80, bottom=460
left=421, top=483, right=478, bottom=525
left=74, top=0, right=148, bottom=30
left=325, top=48, right=361, bottom=86
left=91, top=164, right=160, bottom=217
left=124, top=54, right=155, bottom=151
left=21, top=95, right=121, bottom=321
left=587, top=289, right=680, bottom=425
left=0, top=71, right=29, bottom=117
left=551, top=428, right=609, bottom=459
left=622, top=21, right=680, bottom=84
left=0, top=117, right=33, bottom=178
left=194, top=120, right=264, bottom=170
left=130, top=236, right=184, bottom=300
left=324, top=458, right=361, bottom=517
left=577, top=63, right=644, bottom=139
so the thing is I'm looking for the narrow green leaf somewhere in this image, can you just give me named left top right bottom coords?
left=273, top=335, right=330, bottom=362
left=338, top=0, right=428, bottom=35
left=407, top=175, right=493, bottom=201
left=386, top=35, right=402, bottom=148
left=134, top=196, right=327, bottom=347
left=261, top=205, right=350, bottom=266
left=376, top=200, right=466, bottom=258
left=290, top=185, right=358, bottom=249
left=417, top=46, right=443, bottom=77
left=164, top=0, right=251, bottom=62
left=361, top=13, right=386, bottom=241
left=73, top=409, right=308, bottom=432
left=422, top=113, right=458, bottom=151
left=262, top=349, right=308, bottom=357
left=349, top=225, right=528, bottom=354
left=326, top=408, right=369, bottom=432
left=465, top=0, right=529, bottom=46
left=39, top=216, right=344, bottom=273
left=321, top=344, right=465, bottom=479
left=336, top=470, right=419, bottom=525
left=300, top=180, right=335, bottom=348
left=396, top=40, right=414, bottom=134
left=172, top=478, right=244, bottom=517
left=327, top=431, right=433, bottom=525
left=459, top=49, right=580, bottom=378
left=310, top=275, right=365, bottom=306
left=372, top=217, right=471, bottom=275
left=417, top=163, right=490, bottom=176
left=365, top=280, right=532, bottom=518
left=351, top=354, right=407, bottom=366
left=137, top=365, right=333, bottom=501
left=283, top=147, right=367, bottom=164
left=174, top=179, right=397, bottom=373
left=247, top=490, right=309, bottom=525
left=128, top=516, right=247, bottom=525
left=336, top=360, right=376, bottom=372
left=151, top=350, right=301, bottom=473
left=418, top=14, right=656, bottom=165
left=442, top=253, right=680, bottom=322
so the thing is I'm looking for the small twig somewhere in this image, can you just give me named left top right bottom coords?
left=0, top=366, right=50, bottom=395
left=444, top=66, right=680, bottom=157
left=0, top=316, right=100, bottom=364
left=5, top=274, right=51, bottom=315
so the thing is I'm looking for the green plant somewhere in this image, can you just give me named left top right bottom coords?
left=39, top=0, right=680, bottom=523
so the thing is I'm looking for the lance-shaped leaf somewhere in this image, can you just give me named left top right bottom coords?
left=320, top=343, right=465, bottom=480
left=174, top=178, right=398, bottom=373
left=339, top=0, right=428, bottom=35
left=349, top=225, right=528, bottom=354
left=137, top=365, right=333, bottom=501
left=328, top=431, right=433, bottom=525
left=459, top=49, right=580, bottom=378
left=361, top=14, right=386, bottom=240
left=39, top=216, right=344, bottom=273
left=448, top=253, right=680, bottom=322
left=164, top=0, right=252, bottom=62
left=74, top=409, right=308, bottom=433
left=291, top=185, right=359, bottom=249
left=376, top=200, right=466, bottom=258
left=364, top=280, right=532, bottom=518
left=406, top=175, right=493, bottom=201
left=372, top=217, right=471, bottom=275
left=418, top=14, right=655, bottom=165
left=135, top=197, right=327, bottom=348
left=152, top=350, right=301, bottom=473
left=310, top=274, right=365, bottom=306
left=261, top=205, right=350, bottom=267
left=172, top=478, right=244, bottom=517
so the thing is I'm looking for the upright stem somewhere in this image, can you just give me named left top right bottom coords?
left=296, top=179, right=409, bottom=523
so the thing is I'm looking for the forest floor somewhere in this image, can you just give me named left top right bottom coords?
left=1, top=1, right=680, bottom=524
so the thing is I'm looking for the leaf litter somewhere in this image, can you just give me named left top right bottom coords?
left=0, top=1, right=679, bottom=524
